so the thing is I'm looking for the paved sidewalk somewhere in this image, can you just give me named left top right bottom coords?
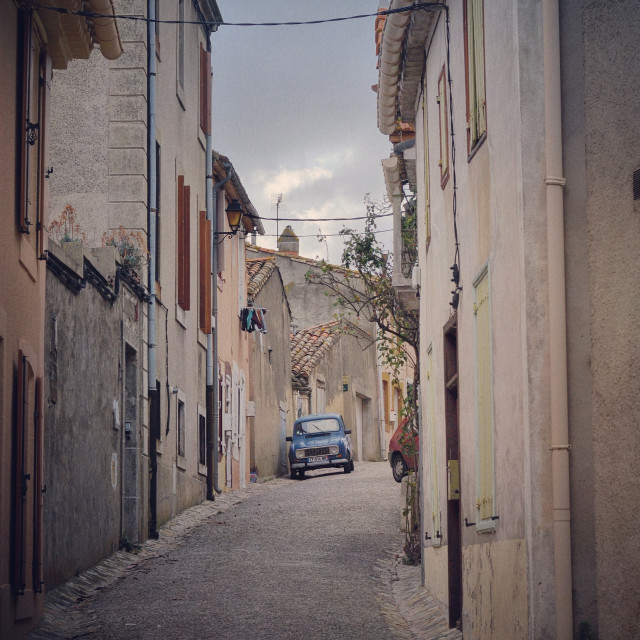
left=28, top=473, right=461, bottom=640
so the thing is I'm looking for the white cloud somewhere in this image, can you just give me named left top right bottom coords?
left=262, top=166, right=333, bottom=199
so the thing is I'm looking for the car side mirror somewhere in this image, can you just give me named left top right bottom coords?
left=285, top=436, right=292, bottom=442
left=345, top=429, right=351, bottom=435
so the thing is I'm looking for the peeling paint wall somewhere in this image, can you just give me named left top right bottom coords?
left=462, top=539, right=528, bottom=640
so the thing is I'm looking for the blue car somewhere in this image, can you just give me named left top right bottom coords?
left=286, top=413, right=355, bottom=479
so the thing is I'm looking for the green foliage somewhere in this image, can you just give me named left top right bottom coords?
left=305, top=195, right=419, bottom=383
left=306, top=195, right=422, bottom=563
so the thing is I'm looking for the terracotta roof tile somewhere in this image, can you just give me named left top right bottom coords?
left=290, top=321, right=342, bottom=383
left=246, top=257, right=277, bottom=300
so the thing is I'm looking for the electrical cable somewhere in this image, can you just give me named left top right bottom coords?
left=248, top=228, right=393, bottom=239
left=32, top=3, right=449, bottom=28
left=249, top=212, right=392, bottom=222
left=443, top=6, right=462, bottom=310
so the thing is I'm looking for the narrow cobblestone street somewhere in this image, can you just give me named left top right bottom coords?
left=28, top=462, right=461, bottom=640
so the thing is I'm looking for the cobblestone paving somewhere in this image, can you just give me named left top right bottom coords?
left=28, top=463, right=461, bottom=640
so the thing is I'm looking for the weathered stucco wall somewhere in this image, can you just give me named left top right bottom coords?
left=462, top=539, right=528, bottom=640
left=562, top=2, right=640, bottom=638
left=44, top=243, right=146, bottom=588
left=250, top=268, right=293, bottom=480
left=414, top=0, right=556, bottom=636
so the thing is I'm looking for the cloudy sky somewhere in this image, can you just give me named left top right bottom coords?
left=211, top=1, right=392, bottom=264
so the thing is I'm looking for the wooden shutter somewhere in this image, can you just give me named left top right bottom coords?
left=177, top=176, right=191, bottom=310
left=33, top=377, right=44, bottom=591
left=465, top=0, right=477, bottom=148
left=199, top=45, right=211, bottom=135
left=426, top=346, right=441, bottom=539
left=199, top=210, right=211, bottom=332
left=474, top=270, right=494, bottom=521
left=437, top=67, right=449, bottom=186
left=473, top=0, right=486, bottom=138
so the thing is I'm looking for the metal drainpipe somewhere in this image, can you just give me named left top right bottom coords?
left=147, top=0, right=159, bottom=533
left=543, top=0, right=573, bottom=637
left=147, top=0, right=157, bottom=405
left=206, top=157, right=232, bottom=499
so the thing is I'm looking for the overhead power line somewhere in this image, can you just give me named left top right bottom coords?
left=251, top=213, right=392, bottom=223
left=33, top=3, right=448, bottom=28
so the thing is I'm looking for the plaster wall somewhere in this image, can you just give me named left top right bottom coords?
left=249, top=269, right=293, bottom=480
left=1, top=5, right=48, bottom=634
left=43, top=243, right=146, bottom=588
left=462, top=538, right=528, bottom=640
left=48, top=0, right=215, bottom=525
left=413, top=1, right=556, bottom=635
left=561, top=2, right=640, bottom=638
left=215, top=210, right=251, bottom=489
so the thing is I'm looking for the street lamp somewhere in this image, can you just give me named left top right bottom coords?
left=214, top=199, right=243, bottom=239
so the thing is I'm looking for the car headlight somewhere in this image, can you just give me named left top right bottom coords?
left=329, top=445, right=339, bottom=455
left=295, top=449, right=306, bottom=459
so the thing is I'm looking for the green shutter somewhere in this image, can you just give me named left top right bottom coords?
left=426, top=346, right=440, bottom=538
left=474, top=269, right=494, bottom=521
left=473, top=0, right=486, bottom=137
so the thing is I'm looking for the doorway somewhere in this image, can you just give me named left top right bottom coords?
left=444, top=315, right=462, bottom=629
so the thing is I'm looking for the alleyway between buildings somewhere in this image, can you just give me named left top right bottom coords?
left=27, top=462, right=461, bottom=640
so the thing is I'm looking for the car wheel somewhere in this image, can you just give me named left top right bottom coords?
left=350, top=459, right=355, bottom=471
left=290, top=468, right=297, bottom=479
left=298, top=469, right=306, bottom=480
left=344, top=459, right=352, bottom=474
left=392, top=454, right=408, bottom=483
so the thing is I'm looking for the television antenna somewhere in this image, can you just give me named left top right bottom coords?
left=271, top=193, right=285, bottom=240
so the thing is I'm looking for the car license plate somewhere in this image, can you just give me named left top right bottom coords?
left=308, top=456, right=327, bottom=463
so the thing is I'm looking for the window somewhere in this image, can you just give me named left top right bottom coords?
left=199, top=44, right=211, bottom=135
left=13, top=345, right=43, bottom=593
left=474, top=267, right=495, bottom=527
left=177, top=175, right=190, bottom=310
left=437, top=66, right=449, bottom=187
left=177, top=398, right=186, bottom=458
left=18, top=9, right=49, bottom=258
left=464, top=0, right=486, bottom=153
left=199, top=210, right=211, bottom=332
left=198, top=411, right=206, bottom=468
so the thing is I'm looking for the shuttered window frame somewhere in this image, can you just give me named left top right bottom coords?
left=473, top=266, right=496, bottom=531
left=426, top=344, right=441, bottom=545
left=464, top=0, right=487, bottom=156
left=437, top=66, right=449, bottom=188
left=199, top=210, right=211, bottom=332
left=177, top=175, right=191, bottom=310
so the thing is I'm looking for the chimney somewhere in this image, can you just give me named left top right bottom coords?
left=277, top=225, right=299, bottom=256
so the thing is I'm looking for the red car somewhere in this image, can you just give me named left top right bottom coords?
left=388, top=418, right=419, bottom=483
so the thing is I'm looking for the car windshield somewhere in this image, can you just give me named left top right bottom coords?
left=295, top=418, right=340, bottom=435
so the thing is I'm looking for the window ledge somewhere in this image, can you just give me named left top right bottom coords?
left=177, top=455, right=187, bottom=471
left=176, top=303, right=187, bottom=329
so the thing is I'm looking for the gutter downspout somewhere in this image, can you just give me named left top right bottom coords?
left=147, top=0, right=159, bottom=536
left=206, top=158, right=232, bottom=499
left=543, top=1, right=573, bottom=637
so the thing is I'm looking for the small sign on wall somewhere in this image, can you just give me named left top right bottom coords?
left=246, top=400, right=256, bottom=417
left=342, top=376, right=349, bottom=392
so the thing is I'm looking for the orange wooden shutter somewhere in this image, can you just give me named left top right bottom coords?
left=199, top=210, right=211, bottom=332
